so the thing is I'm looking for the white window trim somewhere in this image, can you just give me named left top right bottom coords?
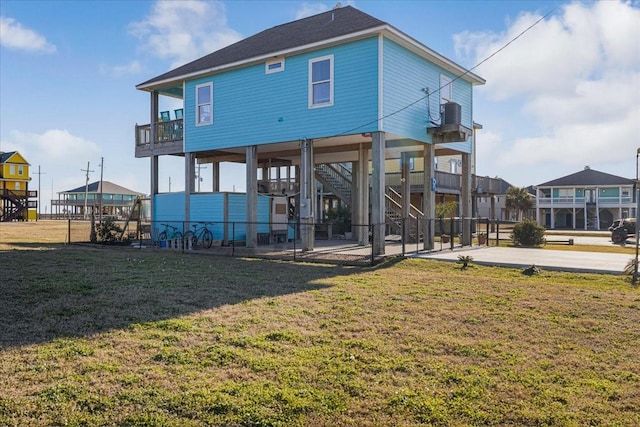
left=195, top=82, right=213, bottom=126
left=266, top=57, right=285, bottom=74
left=440, top=74, right=452, bottom=104
left=308, top=54, right=334, bottom=109
left=18, top=165, right=23, bottom=176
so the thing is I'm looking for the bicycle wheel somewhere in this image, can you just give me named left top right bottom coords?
left=183, top=231, right=196, bottom=247
left=201, top=229, right=213, bottom=249
left=173, top=231, right=183, bottom=240
left=158, top=231, right=168, bottom=240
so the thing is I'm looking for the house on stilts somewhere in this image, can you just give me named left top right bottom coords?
left=134, top=5, right=489, bottom=254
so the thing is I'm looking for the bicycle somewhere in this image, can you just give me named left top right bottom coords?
left=158, top=223, right=183, bottom=241
left=183, top=222, right=214, bottom=249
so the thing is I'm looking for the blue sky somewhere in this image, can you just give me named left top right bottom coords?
left=1, top=0, right=639, bottom=214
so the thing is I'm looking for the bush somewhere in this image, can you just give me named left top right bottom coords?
left=511, top=219, right=545, bottom=246
left=97, top=217, right=124, bottom=243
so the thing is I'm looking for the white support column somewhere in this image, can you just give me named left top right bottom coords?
left=422, top=143, right=435, bottom=250
left=299, top=139, right=315, bottom=251
left=184, top=152, right=195, bottom=230
left=150, top=91, right=159, bottom=227
left=401, top=152, right=411, bottom=243
left=371, top=131, right=386, bottom=255
left=246, top=145, right=258, bottom=248
left=212, top=161, right=220, bottom=192
left=461, top=152, right=472, bottom=246
left=358, top=144, right=369, bottom=246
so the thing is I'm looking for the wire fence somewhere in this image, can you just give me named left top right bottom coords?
left=55, top=217, right=520, bottom=266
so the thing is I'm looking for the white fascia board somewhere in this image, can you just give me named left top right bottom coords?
left=137, top=23, right=485, bottom=92
left=136, top=25, right=389, bottom=92
left=383, top=26, right=486, bottom=86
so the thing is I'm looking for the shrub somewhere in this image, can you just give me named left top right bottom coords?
left=511, top=219, right=545, bottom=246
left=97, top=217, right=123, bottom=243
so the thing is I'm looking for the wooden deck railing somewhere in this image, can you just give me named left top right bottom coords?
left=135, top=119, right=183, bottom=146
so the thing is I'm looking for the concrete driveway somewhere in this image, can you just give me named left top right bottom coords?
left=413, top=246, right=631, bottom=275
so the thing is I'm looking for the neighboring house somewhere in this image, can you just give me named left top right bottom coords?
left=134, top=5, right=485, bottom=253
left=535, top=166, right=635, bottom=230
left=476, top=178, right=513, bottom=220
left=52, top=180, right=145, bottom=220
left=0, top=151, right=36, bottom=221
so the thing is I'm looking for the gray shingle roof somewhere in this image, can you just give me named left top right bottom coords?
left=138, top=6, right=385, bottom=88
left=0, top=151, right=18, bottom=163
left=537, top=168, right=633, bottom=187
left=61, top=181, right=144, bottom=196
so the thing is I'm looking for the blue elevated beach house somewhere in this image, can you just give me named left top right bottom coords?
left=135, top=5, right=484, bottom=254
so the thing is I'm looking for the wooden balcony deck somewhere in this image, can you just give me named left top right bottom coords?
left=135, top=119, right=184, bottom=158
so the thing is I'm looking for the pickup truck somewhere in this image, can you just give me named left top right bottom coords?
left=610, top=218, right=636, bottom=244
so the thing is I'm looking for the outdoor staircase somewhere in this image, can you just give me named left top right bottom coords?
left=314, top=163, right=352, bottom=207
left=315, top=163, right=423, bottom=242
left=586, top=202, right=599, bottom=230
left=0, top=189, right=28, bottom=222
left=385, top=187, right=424, bottom=242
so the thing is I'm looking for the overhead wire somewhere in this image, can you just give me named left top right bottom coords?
left=309, top=7, right=556, bottom=142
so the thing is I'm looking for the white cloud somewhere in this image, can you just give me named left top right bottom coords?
left=295, top=1, right=355, bottom=20
left=0, top=16, right=56, bottom=53
left=5, top=129, right=101, bottom=164
left=129, top=0, right=242, bottom=69
left=456, top=0, right=640, bottom=186
left=100, top=60, right=143, bottom=78
left=295, top=2, right=330, bottom=19
left=1, top=129, right=104, bottom=213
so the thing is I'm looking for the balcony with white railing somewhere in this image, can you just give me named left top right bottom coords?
left=537, top=195, right=634, bottom=207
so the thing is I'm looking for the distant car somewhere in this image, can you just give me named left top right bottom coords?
left=608, top=219, right=623, bottom=232
left=611, top=218, right=636, bottom=244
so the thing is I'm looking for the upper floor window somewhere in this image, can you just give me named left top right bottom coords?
left=18, top=165, right=23, bottom=176
left=440, top=74, right=452, bottom=104
left=266, top=58, right=285, bottom=74
left=196, top=83, right=213, bottom=126
left=9, top=164, right=15, bottom=175
left=309, top=55, right=333, bottom=108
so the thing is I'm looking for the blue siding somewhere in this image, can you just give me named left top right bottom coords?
left=256, top=194, right=270, bottom=233
left=154, top=192, right=187, bottom=236
left=184, top=37, right=380, bottom=152
left=382, top=38, right=473, bottom=152
left=190, top=193, right=225, bottom=240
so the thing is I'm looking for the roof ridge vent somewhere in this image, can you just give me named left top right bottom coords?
left=584, top=165, right=590, bottom=170
left=333, top=2, right=342, bottom=9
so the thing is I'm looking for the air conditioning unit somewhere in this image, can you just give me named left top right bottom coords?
left=442, top=102, right=462, bottom=125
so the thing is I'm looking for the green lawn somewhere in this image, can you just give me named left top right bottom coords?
left=1, top=245, right=639, bottom=426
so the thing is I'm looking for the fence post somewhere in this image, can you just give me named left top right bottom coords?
left=416, top=217, right=420, bottom=253
left=401, top=218, right=406, bottom=257
left=370, top=223, right=375, bottom=266
left=67, top=219, right=71, bottom=244
left=293, top=220, right=297, bottom=262
left=486, top=218, right=490, bottom=246
left=495, top=220, right=500, bottom=246
left=232, top=222, right=235, bottom=256
left=450, top=217, right=454, bottom=250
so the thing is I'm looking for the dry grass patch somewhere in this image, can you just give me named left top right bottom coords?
left=0, top=243, right=639, bottom=426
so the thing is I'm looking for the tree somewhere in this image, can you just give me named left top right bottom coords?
left=505, top=186, right=533, bottom=221
left=435, top=200, right=458, bottom=236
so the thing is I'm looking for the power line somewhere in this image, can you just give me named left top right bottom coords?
left=315, top=7, right=556, bottom=140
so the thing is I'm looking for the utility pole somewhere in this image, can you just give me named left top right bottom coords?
left=196, top=164, right=207, bottom=192
left=81, top=162, right=94, bottom=219
left=98, top=157, right=104, bottom=224
left=34, top=165, right=46, bottom=221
